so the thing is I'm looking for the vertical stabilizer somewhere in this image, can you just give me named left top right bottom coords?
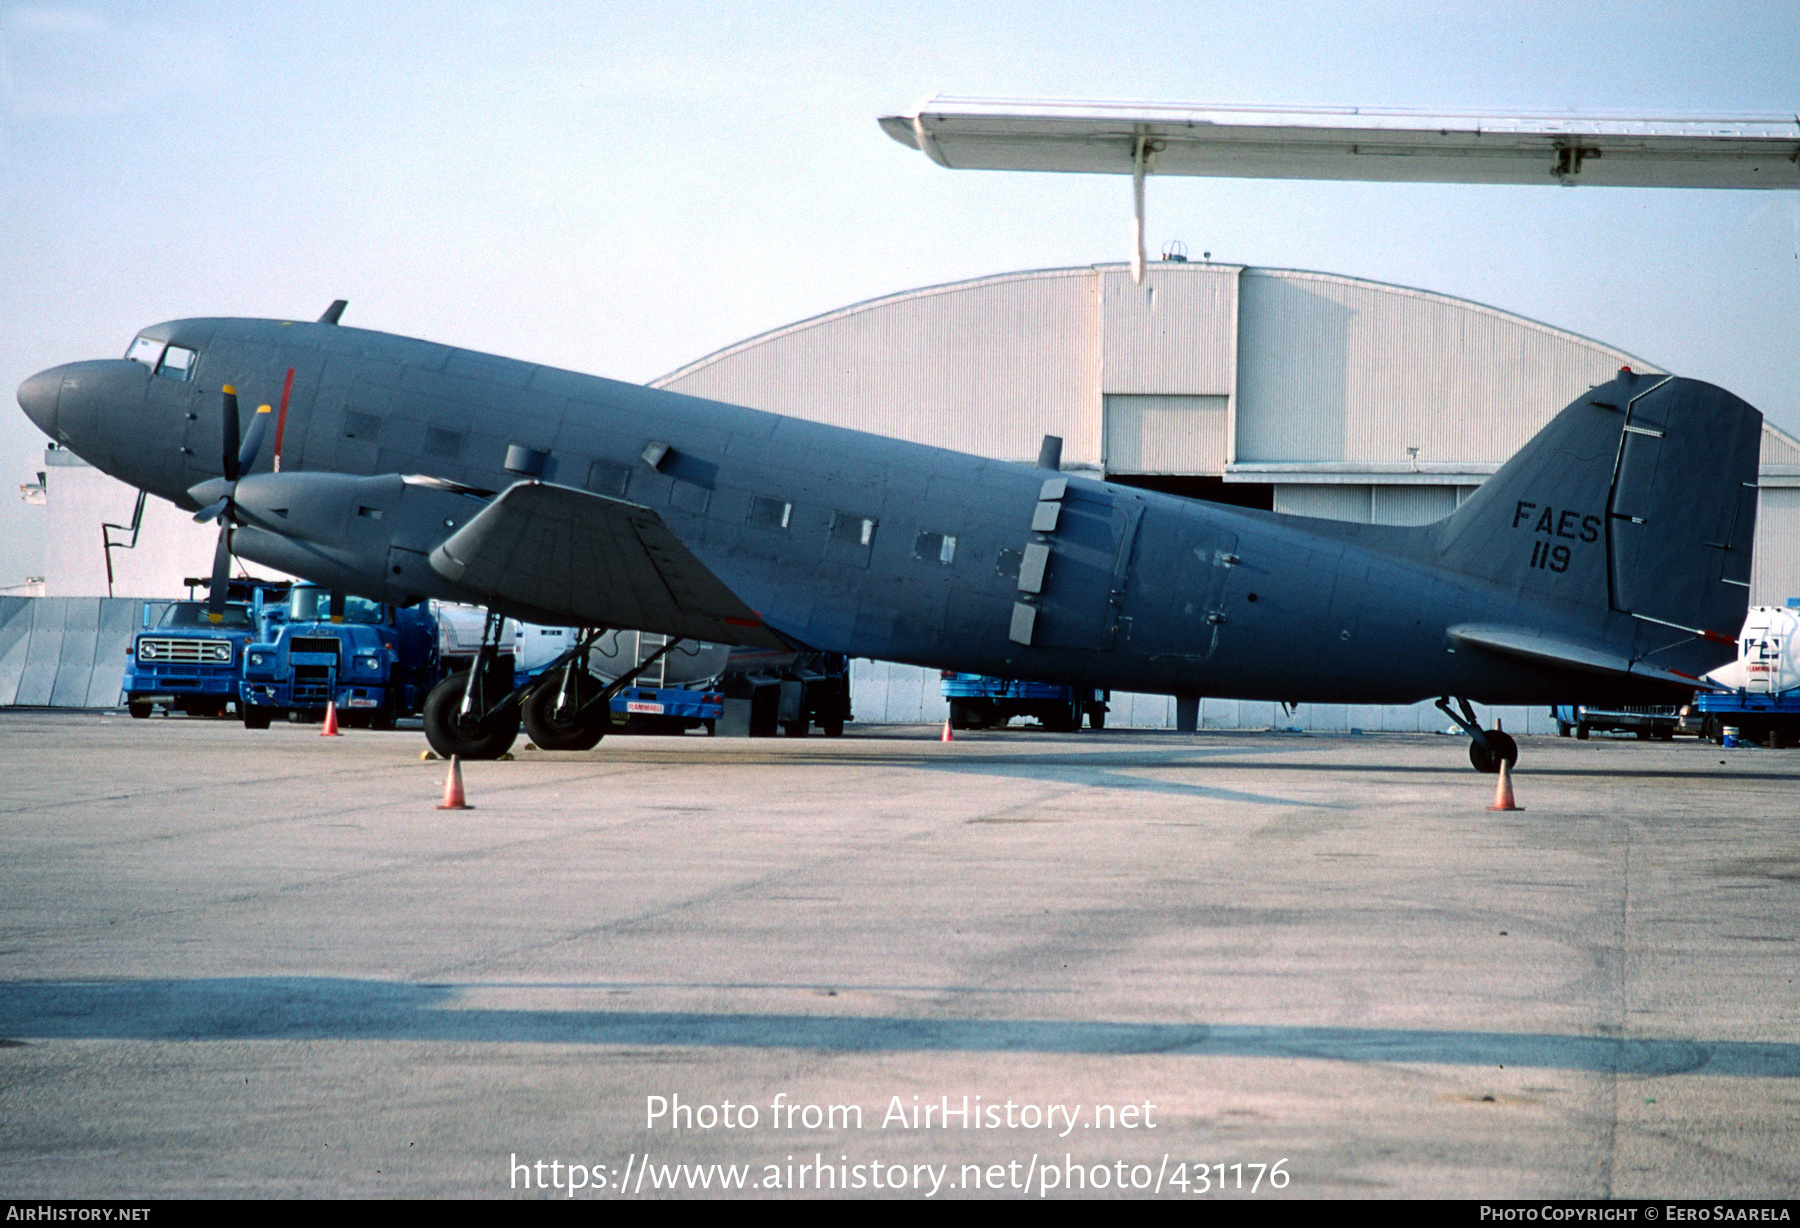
left=1435, top=369, right=1761, bottom=640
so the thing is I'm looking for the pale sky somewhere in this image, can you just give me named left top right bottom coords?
left=4, top=0, right=1796, bottom=585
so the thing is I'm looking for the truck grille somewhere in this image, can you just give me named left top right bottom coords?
left=136, top=638, right=231, bottom=664
left=291, top=637, right=341, bottom=660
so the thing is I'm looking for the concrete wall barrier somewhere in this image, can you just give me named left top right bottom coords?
left=0, top=597, right=148, bottom=709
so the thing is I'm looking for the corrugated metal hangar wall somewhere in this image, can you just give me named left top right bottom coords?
left=657, top=262, right=1800, bottom=733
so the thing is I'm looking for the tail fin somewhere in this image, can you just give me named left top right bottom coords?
left=1436, top=369, right=1761, bottom=640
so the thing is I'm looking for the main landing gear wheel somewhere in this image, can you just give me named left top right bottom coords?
left=423, top=670, right=520, bottom=761
left=521, top=672, right=606, bottom=751
left=1468, top=729, right=1519, bottom=775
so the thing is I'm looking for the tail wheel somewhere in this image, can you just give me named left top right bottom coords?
left=521, top=672, right=606, bottom=751
left=1468, top=729, right=1519, bottom=774
left=423, top=670, right=519, bottom=761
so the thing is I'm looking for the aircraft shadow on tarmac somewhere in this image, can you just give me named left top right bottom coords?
left=3, top=977, right=1796, bottom=1078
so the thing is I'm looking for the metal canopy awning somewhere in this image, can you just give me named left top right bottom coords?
left=879, top=98, right=1800, bottom=189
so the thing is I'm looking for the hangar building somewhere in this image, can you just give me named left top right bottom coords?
left=653, top=261, right=1800, bottom=733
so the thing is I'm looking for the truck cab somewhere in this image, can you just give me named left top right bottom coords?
left=239, top=585, right=438, bottom=728
left=121, top=580, right=289, bottom=718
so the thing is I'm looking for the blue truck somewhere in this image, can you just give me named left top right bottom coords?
left=238, top=584, right=439, bottom=729
left=940, top=672, right=1107, bottom=731
left=122, top=580, right=290, bottom=719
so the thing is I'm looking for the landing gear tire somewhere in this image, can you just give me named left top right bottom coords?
left=1468, top=729, right=1519, bottom=775
left=520, top=675, right=605, bottom=752
left=423, top=670, right=520, bottom=761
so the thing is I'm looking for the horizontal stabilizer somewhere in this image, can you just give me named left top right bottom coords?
left=1448, top=623, right=1716, bottom=692
left=429, top=481, right=790, bottom=650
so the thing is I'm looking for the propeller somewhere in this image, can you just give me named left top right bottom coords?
left=190, top=385, right=272, bottom=623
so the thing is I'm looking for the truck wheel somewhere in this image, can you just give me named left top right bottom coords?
left=127, top=701, right=152, bottom=719
left=242, top=710, right=272, bottom=730
left=1556, top=720, right=1572, bottom=738
left=783, top=720, right=809, bottom=737
left=1468, top=729, right=1519, bottom=774
left=521, top=677, right=605, bottom=751
left=1087, top=704, right=1106, bottom=730
left=1574, top=723, right=1590, bottom=740
left=423, top=671, right=520, bottom=760
left=1635, top=729, right=1652, bottom=741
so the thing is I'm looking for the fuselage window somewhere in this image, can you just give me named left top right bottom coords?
left=586, top=460, right=629, bottom=496
left=155, top=345, right=197, bottom=381
left=125, top=336, right=164, bottom=368
left=342, top=410, right=382, bottom=441
left=749, top=496, right=792, bottom=530
left=425, top=427, right=466, bottom=460
left=831, top=513, right=876, bottom=546
left=915, top=531, right=957, bottom=565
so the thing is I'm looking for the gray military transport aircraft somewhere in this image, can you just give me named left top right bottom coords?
left=16, top=303, right=1762, bottom=769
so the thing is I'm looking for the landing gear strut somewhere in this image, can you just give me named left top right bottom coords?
left=521, top=637, right=608, bottom=751
left=1436, top=697, right=1518, bottom=775
left=423, top=616, right=698, bottom=759
left=423, top=610, right=520, bottom=760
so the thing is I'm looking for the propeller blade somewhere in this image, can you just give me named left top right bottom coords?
left=192, top=496, right=230, bottom=525
left=206, top=523, right=234, bottom=623
left=237, top=404, right=273, bottom=476
left=221, top=386, right=242, bottom=483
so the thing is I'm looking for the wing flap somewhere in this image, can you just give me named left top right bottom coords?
left=429, top=481, right=790, bottom=649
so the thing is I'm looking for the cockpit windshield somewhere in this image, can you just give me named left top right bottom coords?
left=124, top=335, right=197, bottom=381
left=289, top=587, right=385, bottom=624
left=160, top=603, right=253, bottom=629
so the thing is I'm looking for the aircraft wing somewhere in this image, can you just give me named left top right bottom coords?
left=428, top=481, right=791, bottom=650
left=1447, top=624, right=1720, bottom=692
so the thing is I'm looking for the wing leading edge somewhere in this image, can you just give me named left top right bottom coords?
left=428, top=481, right=792, bottom=651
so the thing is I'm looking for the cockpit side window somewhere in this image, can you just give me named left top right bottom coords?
left=125, top=336, right=164, bottom=368
left=155, top=345, right=197, bottom=381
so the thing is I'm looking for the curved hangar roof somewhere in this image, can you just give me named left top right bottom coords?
left=654, top=261, right=1664, bottom=482
left=654, top=262, right=1800, bottom=601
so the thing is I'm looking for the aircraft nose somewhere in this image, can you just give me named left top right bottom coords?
left=16, top=366, right=64, bottom=438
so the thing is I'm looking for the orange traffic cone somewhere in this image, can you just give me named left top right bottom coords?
left=320, top=700, right=342, bottom=736
left=436, top=755, right=472, bottom=810
left=1487, top=758, right=1521, bottom=811
left=941, top=718, right=954, bottom=742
